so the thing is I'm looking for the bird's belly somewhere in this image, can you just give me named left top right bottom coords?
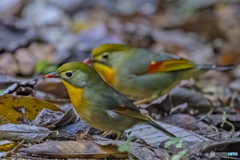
left=114, top=73, right=175, bottom=98
left=114, top=69, right=201, bottom=98
left=78, top=108, right=139, bottom=133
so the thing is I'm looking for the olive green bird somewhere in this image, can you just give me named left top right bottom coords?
left=46, top=62, right=176, bottom=139
left=84, top=44, right=233, bottom=100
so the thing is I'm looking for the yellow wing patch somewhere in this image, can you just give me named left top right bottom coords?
left=147, top=59, right=195, bottom=74
left=94, top=63, right=115, bottom=86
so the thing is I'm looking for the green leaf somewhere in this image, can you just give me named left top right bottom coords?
left=118, top=136, right=135, bottom=152
left=164, top=137, right=182, bottom=149
left=171, top=149, right=188, bottom=160
left=35, top=61, right=58, bottom=74
left=35, top=61, right=47, bottom=73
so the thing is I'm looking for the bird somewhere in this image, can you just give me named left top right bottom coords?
left=45, top=62, right=176, bottom=139
left=84, top=43, right=233, bottom=100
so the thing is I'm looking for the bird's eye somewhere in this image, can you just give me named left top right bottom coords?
left=103, top=55, right=108, bottom=59
left=66, top=72, right=72, bottom=77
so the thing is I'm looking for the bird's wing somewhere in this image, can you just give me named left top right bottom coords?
left=123, top=49, right=195, bottom=75
left=146, top=59, right=195, bottom=74
left=105, top=89, right=148, bottom=121
left=113, top=105, right=148, bottom=121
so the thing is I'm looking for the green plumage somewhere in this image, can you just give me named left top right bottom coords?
left=51, top=62, right=176, bottom=139
left=92, top=44, right=233, bottom=99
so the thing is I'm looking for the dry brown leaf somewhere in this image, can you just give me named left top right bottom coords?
left=123, top=120, right=240, bottom=156
left=53, top=120, right=90, bottom=140
left=0, top=95, right=61, bottom=124
left=31, top=108, right=79, bottom=129
left=0, top=53, right=19, bottom=76
left=160, top=114, right=209, bottom=131
left=0, top=22, right=36, bottom=52
left=0, top=123, right=51, bottom=142
left=170, top=87, right=212, bottom=110
left=94, top=136, right=170, bottom=160
left=19, top=140, right=128, bottom=159
left=0, top=74, right=36, bottom=90
left=35, top=80, right=69, bottom=98
left=124, top=121, right=209, bottom=148
left=202, top=114, right=240, bottom=130
left=15, top=43, right=56, bottom=75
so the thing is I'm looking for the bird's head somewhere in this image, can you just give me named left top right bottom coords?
left=46, top=62, right=97, bottom=88
left=84, top=44, right=129, bottom=68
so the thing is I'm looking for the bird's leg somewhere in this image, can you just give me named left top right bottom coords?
left=101, top=131, right=108, bottom=137
left=116, top=133, right=123, bottom=140
left=101, top=131, right=113, bottom=137
left=134, top=97, right=153, bottom=106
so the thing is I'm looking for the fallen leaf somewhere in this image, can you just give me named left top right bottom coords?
left=124, top=120, right=209, bottom=148
left=202, top=114, right=240, bottom=131
left=229, top=79, right=240, bottom=92
left=35, top=79, right=69, bottom=98
left=0, top=53, right=19, bottom=76
left=77, top=23, right=122, bottom=51
left=15, top=43, right=56, bottom=75
left=123, top=120, right=240, bottom=156
left=30, top=108, right=64, bottom=129
left=141, top=86, right=212, bottom=117
left=94, top=136, right=170, bottom=160
left=170, top=86, right=212, bottom=112
left=140, top=95, right=173, bottom=117
left=151, top=29, right=205, bottom=52
left=0, top=22, right=36, bottom=52
left=0, top=140, right=16, bottom=151
left=31, top=108, right=78, bottom=129
left=19, top=140, right=128, bottom=159
left=0, top=123, right=51, bottom=142
left=0, top=0, right=24, bottom=16
left=22, top=1, right=71, bottom=28
left=0, top=74, right=36, bottom=90
left=160, top=114, right=209, bottom=131
left=51, top=120, right=90, bottom=140
left=186, top=138, right=240, bottom=156
left=0, top=95, right=61, bottom=124
left=53, top=108, right=79, bottom=127
left=1, top=82, right=36, bottom=97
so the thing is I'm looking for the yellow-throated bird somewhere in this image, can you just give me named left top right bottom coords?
left=84, top=44, right=233, bottom=99
left=46, top=62, right=176, bottom=139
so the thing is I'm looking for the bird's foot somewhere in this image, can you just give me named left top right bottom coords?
left=76, top=126, right=91, bottom=141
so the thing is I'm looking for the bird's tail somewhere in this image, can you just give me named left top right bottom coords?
left=148, top=119, right=176, bottom=138
left=196, top=64, right=234, bottom=71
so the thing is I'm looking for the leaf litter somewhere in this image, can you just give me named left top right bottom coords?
left=1, top=0, right=240, bottom=159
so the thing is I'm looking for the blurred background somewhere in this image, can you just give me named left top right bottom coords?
left=0, top=0, right=240, bottom=102
left=1, top=0, right=240, bottom=75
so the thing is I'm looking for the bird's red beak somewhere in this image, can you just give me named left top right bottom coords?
left=45, top=72, right=58, bottom=78
left=83, top=58, right=94, bottom=64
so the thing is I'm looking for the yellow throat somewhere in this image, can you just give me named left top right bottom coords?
left=94, top=63, right=114, bottom=86
left=61, top=80, right=85, bottom=114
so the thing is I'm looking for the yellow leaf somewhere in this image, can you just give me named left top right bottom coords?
left=0, top=140, right=16, bottom=151
left=0, top=95, right=61, bottom=124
